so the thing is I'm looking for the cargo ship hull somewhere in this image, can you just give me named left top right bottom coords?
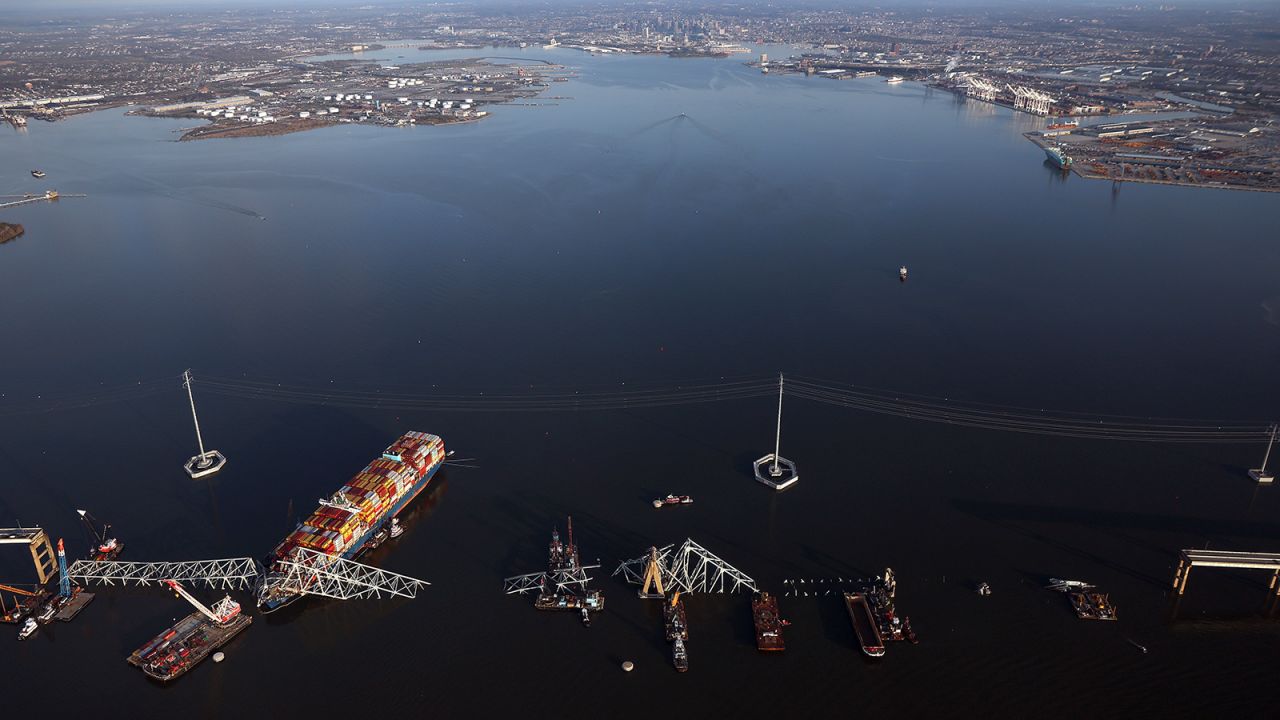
left=258, top=432, right=445, bottom=612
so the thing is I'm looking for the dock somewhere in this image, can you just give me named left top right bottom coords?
left=1172, top=549, right=1280, bottom=597
left=0, top=191, right=85, bottom=209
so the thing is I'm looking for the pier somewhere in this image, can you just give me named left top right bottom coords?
left=1171, top=549, right=1280, bottom=598
left=0, top=191, right=86, bottom=209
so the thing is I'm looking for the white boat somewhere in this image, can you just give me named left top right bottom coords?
left=885, top=76, right=904, bottom=84
left=389, top=518, right=404, bottom=538
left=899, top=266, right=908, bottom=280
left=1047, top=578, right=1092, bottom=591
left=18, top=618, right=37, bottom=640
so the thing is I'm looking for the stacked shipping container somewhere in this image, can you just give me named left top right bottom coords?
left=275, top=432, right=444, bottom=559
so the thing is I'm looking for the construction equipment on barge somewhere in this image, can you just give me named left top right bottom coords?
left=504, top=517, right=604, bottom=623
left=257, top=431, right=443, bottom=612
left=78, top=509, right=123, bottom=562
left=128, top=580, right=251, bottom=682
left=869, top=568, right=917, bottom=644
left=752, top=591, right=788, bottom=651
left=1048, top=579, right=1116, bottom=620
left=664, top=591, right=688, bottom=641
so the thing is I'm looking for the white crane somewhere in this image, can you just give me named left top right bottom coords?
left=163, top=579, right=242, bottom=625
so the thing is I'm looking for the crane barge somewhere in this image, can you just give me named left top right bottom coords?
left=77, top=509, right=123, bottom=562
left=127, top=580, right=251, bottom=682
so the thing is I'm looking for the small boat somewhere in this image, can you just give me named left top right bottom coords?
left=580, top=606, right=591, bottom=627
left=899, top=266, right=908, bottom=281
left=885, top=76, right=904, bottom=84
left=36, top=603, right=56, bottom=624
left=652, top=494, right=693, bottom=509
left=18, top=617, right=38, bottom=640
left=671, top=637, right=689, bottom=672
left=388, top=518, right=404, bottom=538
left=30, top=170, right=45, bottom=178
left=1047, top=578, right=1091, bottom=591
left=977, top=582, right=992, bottom=596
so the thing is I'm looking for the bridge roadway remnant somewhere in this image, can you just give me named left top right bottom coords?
left=67, top=557, right=261, bottom=589
left=1171, top=549, right=1280, bottom=598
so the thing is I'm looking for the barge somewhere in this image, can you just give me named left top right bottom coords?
left=843, top=592, right=885, bottom=657
left=257, top=432, right=445, bottom=612
left=752, top=591, right=787, bottom=651
left=664, top=592, right=689, bottom=642
left=128, top=594, right=251, bottom=682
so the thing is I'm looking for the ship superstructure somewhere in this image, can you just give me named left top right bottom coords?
left=257, top=431, right=445, bottom=612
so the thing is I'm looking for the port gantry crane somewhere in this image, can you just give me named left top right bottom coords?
left=614, top=539, right=758, bottom=596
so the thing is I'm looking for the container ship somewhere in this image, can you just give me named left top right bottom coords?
left=1044, top=146, right=1073, bottom=170
left=257, top=431, right=445, bottom=612
left=843, top=592, right=885, bottom=657
left=752, top=591, right=788, bottom=651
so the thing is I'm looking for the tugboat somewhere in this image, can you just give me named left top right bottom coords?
left=899, top=266, right=908, bottom=281
left=977, top=582, right=992, bottom=596
left=388, top=518, right=404, bottom=538
left=78, top=509, right=123, bottom=562
left=671, top=637, right=689, bottom=672
left=18, top=617, right=38, bottom=640
left=652, top=494, right=693, bottom=509
left=752, top=591, right=788, bottom=651
left=30, top=170, right=45, bottom=178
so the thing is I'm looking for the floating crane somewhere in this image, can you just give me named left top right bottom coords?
left=77, top=509, right=123, bottom=561
left=163, top=579, right=242, bottom=626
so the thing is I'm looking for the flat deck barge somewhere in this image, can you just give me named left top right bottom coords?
left=53, top=589, right=95, bottom=621
left=752, top=592, right=786, bottom=651
left=843, top=592, right=885, bottom=657
left=128, top=611, right=252, bottom=682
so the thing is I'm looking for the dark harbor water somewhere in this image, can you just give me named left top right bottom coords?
left=2, top=46, right=1279, bottom=718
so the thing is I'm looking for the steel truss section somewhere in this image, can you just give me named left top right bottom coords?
left=503, top=564, right=600, bottom=595
left=613, top=539, right=757, bottom=594
left=272, top=547, right=429, bottom=600
left=67, top=557, right=260, bottom=589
